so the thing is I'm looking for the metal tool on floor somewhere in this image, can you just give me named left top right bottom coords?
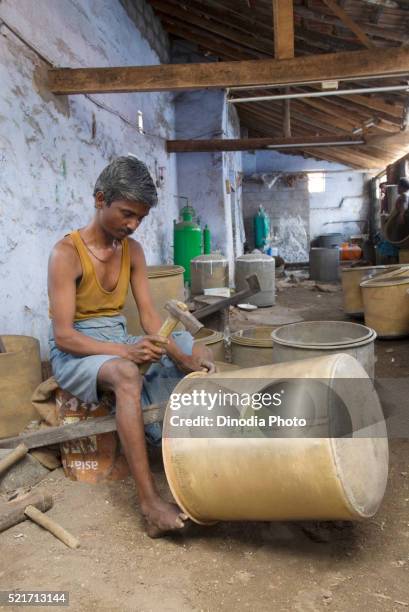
left=0, top=489, right=79, bottom=548
left=194, top=274, right=261, bottom=320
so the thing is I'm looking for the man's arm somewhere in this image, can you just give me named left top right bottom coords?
left=48, top=240, right=166, bottom=364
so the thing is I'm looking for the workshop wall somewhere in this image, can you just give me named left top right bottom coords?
left=243, top=150, right=369, bottom=260
left=175, top=85, right=244, bottom=284
left=243, top=174, right=310, bottom=263
left=0, top=0, right=177, bottom=356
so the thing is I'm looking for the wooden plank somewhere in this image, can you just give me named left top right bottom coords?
left=0, top=403, right=166, bottom=450
left=47, top=47, right=409, bottom=95
left=166, top=135, right=364, bottom=153
left=322, top=0, right=375, bottom=49
left=273, top=0, right=294, bottom=59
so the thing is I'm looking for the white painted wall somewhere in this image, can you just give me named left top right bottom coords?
left=243, top=149, right=370, bottom=251
left=0, top=0, right=178, bottom=356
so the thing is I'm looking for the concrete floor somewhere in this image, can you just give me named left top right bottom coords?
left=1, top=285, right=408, bottom=612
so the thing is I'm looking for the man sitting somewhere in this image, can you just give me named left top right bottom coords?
left=48, top=156, right=215, bottom=537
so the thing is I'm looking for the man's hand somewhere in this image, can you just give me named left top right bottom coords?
left=123, top=336, right=169, bottom=365
left=176, top=353, right=217, bottom=375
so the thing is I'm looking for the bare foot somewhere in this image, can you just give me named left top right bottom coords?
left=141, top=497, right=189, bottom=538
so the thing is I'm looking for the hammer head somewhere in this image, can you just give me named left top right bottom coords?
left=164, top=300, right=204, bottom=336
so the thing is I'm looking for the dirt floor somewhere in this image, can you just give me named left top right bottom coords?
left=1, top=284, right=408, bottom=612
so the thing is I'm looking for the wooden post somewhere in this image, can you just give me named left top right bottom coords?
left=272, top=1, right=294, bottom=137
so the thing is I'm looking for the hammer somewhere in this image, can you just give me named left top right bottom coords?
left=139, top=300, right=203, bottom=374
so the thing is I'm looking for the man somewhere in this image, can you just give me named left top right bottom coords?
left=48, top=156, right=215, bottom=537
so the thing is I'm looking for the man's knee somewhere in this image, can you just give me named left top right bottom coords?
left=103, top=358, right=141, bottom=391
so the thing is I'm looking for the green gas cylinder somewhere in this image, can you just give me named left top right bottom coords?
left=174, top=205, right=203, bottom=283
left=254, top=205, right=270, bottom=250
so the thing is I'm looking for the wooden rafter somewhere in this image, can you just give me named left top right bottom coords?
left=321, top=0, right=375, bottom=49
left=273, top=0, right=294, bottom=60
left=150, top=0, right=273, bottom=55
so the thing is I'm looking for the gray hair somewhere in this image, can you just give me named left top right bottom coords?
left=93, top=156, right=158, bottom=207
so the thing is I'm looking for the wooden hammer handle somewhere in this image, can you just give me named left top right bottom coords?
left=24, top=505, right=80, bottom=549
left=0, top=443, right=28, bottom=476
left=138, top=316, right=178, bottom=375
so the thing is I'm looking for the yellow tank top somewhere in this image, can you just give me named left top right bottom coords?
left=70, top=230, right=131, bottom=321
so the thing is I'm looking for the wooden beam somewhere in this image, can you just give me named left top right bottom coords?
left=273, top=0, right=294, bottom=59
left=47, top=47, right=409, bottom=95
left=272, top=1, right=294, bottom=137
left=166, top=136, right=364, bottom=153
left=321, top=0, right=375, bottom=49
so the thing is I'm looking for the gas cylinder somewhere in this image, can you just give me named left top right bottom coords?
left=254, top=205, right=270, bottom=250
left=203, top=225, right=211, bottom=255
left=173, top=205, right=203, bottom=283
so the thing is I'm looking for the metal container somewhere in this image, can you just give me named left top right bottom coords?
left=193, top=328, right=225, bottom=362
left=341, top=264, right=402, bottom=317
left=174, top=206, right=203, bottom=283
left=361, top=266, right=409, bottom=338
left=309, top=247, right=339, bottom=282
left=235, top=253, right=275, bottom=307
left=318, top=233, right=343, bottom=249
left=0, top=335, right=42, bottom=438
left=384, top=202, right=409, bottom=249
left=162, top=354, right=388, bottom=523
left=399, top=249, right=409, bottom=264
left=271, top=321, right=376, bottom=379
left=123, top=265, right=185, bottom=336
left=231, top=326, right=275, bottom=368
left=191, top=254, right=229, bottom=296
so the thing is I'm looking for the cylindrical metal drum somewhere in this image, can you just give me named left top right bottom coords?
left=0, top=336, right=42, bottom=437
left=162, top=354, right=388, bottom=523
left=235, top=254, right=275, bottom=307
left=341, top=264, right=402, bottom=317
left=193, top=328, right=225, bottom=362
left=231, top=326, right=275, bottom=368
left=271, top=321, right=376, bottom=379
left=309, top=248, right=339, bottom=282
left=123, top=265, right=185, bottom=336
left=190, top=254, right=229, bottom=296
left=361, top=266, right=409, bottom=338
left=384, top=192, right=409, bottom=248
left=318, top=233, right=343, bottom=249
